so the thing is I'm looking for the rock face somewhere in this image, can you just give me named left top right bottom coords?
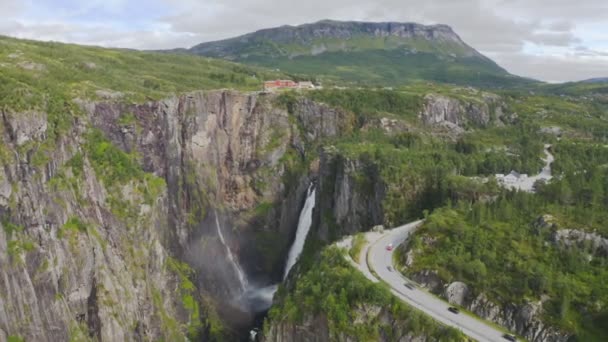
left=552, top=229, right=608, bottom=256
left=419, top=93, right=509, bottom=130
left=468, top=294, right=569, bottom=342
left=0, top=90, right=353, bottom=340
left=534, top=214, right=608, bottom=256
left=361, top=117, right=412, bottom=134
left=444, top=281, right=469, bottom=306
left=293, top=98, right=354, bottom=141
left=0, top=107, right=181, bottom=341
left=313, top=147, right=385, bottom=242
left=264, top=305, right=431, bottom=342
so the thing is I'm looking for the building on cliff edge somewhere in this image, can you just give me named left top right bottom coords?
left=263, top=80, right=317, bottom=91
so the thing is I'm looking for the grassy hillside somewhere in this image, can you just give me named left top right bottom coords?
left=184, top=20, right=536, bottom=88
left=241, top=49, right=529, bottom=88
left=0, top=35, right=280, bottom=111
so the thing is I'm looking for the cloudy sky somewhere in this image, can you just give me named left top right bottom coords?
left=1, top=0, right=607, bottom=82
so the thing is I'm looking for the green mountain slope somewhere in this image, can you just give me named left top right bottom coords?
left=0, top=35, right=281, bottom=108
left=183, top=20, right=535, bottom=88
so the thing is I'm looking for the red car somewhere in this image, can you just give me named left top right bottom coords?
left=386, top=243, right=393, bottom=251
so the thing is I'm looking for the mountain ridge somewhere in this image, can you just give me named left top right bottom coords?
left=178, top=19, right=533, bottom=88
left=189, top=19, right=485, bottom=59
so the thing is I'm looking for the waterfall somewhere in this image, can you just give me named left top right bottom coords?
left=284, top=185, right=316, bottom=279
left=214, top=213, right=248, bottom=292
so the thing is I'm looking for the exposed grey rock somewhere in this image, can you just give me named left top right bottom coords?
left=419, top=93, right=509, bottom=130
left=539, top=126, right=562, bottom=136
left=293, top=98, right=353, bottom=141
left=444, top=281, right=469, bottom=306
left=17, top=61, right=45, bottom=71
left=315, top=148, right=385, bottom=241
left=264, top=304, right=435, bottom=342
left=361, top=117, right=411, bottom=134
left=419, top=94, right=463, bottom=126
left=403, top=249, right=415, bottom=267
left=552, top=229, right=608, bottom=255
left=2, top=110, right=48, bottom=146
left=411, top=270, right=443, bottom=293
left=372, top=225, right=385, bottom=233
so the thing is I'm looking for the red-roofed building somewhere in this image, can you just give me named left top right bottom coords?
left=264, top=80, right=298, bottom=91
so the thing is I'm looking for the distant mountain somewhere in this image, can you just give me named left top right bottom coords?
left=581, top=77, right=608, bottom=83
left=179, top=20, right=535, bottom=88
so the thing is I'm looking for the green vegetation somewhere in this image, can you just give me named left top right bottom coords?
left=0, top=35, right=280, bottom=110
left=307, top=88, right=422, bottom=123
left=272, top=83, right=608, bottom=340
left=62, top=216, right=88, bottom=233
left=328, top=124, right=540, bottom=226
left=188, top=24, right=534, bottom=88
left=85, top=129, right=166, bottom=221
left=152, top=288, right=184, bottom=342
left=166, top=257, right=203, bottom=339
left=7, top=336, right=24, bottom=342
left=243, top=49, right=529, bottom=88
left=267, top=247, right=465, bottom=341
left=397, top=139, right=608, bottom=340
left=349, top=233, right=367, bottom=263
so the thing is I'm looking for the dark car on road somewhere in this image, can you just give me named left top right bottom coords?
left=502, top=334, right=517, bottom=341
left=447, top=307, right=460, bottom=314
left=403, top=282, right=415, bottom=290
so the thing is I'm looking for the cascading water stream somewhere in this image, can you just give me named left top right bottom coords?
left=247, top=184, right=317, bottom=342
left=283, top=185, right=316, bottom=280
left=214, top=213, right=248, bottom=292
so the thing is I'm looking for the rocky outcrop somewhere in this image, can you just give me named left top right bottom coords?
left=313, top=147, right=385, bottom=242
left=410, top=270, right=443, bottom=293
left=444, top=281, right=469, bottom=306
left=468, top=294, right=569, bottom=342
left=419, top=93, right=510, bottom=130
left=293, top=98, right=354, bottom=141
left=264, top=305, right=436, bottom=342
left=263, top=314, right=330, bottom=342
left=534, top=214, right=608, bottom=256
left=361, top=117, right=412, bottom=134
left=552, top=229, right=608, bottom=256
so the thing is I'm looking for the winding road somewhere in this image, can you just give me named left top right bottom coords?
left=334, top=146, right=556, bottom=340
left=339, top=221, right=517, bottom=342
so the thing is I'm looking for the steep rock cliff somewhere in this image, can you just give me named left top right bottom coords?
left=0, top=89, right=356, bottom=340
left=419, top=93, right=511, bottom=130
left=0, top=105, right=184, bottom=341
left=313, top=147, right=385, bottom=242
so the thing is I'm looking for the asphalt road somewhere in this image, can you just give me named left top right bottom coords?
left=359, top=221, right=516, bottom=342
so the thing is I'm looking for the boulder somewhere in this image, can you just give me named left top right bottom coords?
left=444, top=281, right=470, bottom=306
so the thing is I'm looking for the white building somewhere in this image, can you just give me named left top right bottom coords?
left=298, top=81, right=315, bottom=89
